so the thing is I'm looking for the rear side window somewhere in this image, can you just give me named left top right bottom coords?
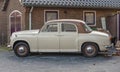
left=61, top=23, right=77, bottom=32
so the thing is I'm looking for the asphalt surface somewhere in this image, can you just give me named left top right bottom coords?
left=0, top=50, right=120, bottom=72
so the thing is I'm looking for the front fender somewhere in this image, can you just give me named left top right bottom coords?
left=11, top=35, right=38, bottom=52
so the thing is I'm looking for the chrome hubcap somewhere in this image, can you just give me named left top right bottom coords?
left=86, top=46, right=94, bottom=53
left=18, top=46, right=25, bottom=53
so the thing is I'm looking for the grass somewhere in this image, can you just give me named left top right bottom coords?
left=0, top=46, right=12, bottom=51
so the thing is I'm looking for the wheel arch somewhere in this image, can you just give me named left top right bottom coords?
left=13, top=40, right=30, bottom=50
left=81, top=42, right=100, bottom=52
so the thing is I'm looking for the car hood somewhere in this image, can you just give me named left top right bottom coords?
left=90, top=31, right=109, bottom=37
left=13, top=29, right=40, bottom=35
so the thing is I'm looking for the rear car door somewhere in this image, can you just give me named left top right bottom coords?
left=60, top=22, right=79, bottom=52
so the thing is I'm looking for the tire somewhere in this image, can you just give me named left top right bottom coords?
left=14, top=42, right=30, bottom=57
left=82, top=43, right=99, bottom=57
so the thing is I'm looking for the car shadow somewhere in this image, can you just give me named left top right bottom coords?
left=7, top=51, right=116, bottom=65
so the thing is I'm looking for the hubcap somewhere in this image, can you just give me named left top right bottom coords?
left=86, top=46, right=94, bottom=53
left=18, top=46, right=25, bottom=53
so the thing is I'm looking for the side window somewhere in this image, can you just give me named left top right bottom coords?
left=42, top=24, right=58, bottom=32
left=61, top=23, right=77, bottom=32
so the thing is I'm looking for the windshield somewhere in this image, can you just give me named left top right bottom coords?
left=83, top=24, right=92, bottom=32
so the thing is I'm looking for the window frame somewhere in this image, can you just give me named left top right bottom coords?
left=44, top=10, right=59, bottom=23
left=9, top=10, right=22, bottom=35
left=83, top=11, right=96, bottom=26
left=60, top=22, right=78, bottom=33
left=41, top=23, right=59, bottom=33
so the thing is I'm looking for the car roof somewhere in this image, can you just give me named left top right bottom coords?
left=46, top=19, right=85, bottom=24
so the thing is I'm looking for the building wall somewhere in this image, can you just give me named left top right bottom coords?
left=1, top=0, right=120, bottom=44
left=6, top=0, right=26, bottom=42
left=0, top=0, right=7, bottom=45
left=25, top=7, right=118, bottom=30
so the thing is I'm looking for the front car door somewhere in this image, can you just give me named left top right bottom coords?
left=38, top=23, right=59, bottom=52
left=60, top=22, right=79, bottom=52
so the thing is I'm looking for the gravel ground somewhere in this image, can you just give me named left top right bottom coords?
left=0, top=50, right=120, bottom=72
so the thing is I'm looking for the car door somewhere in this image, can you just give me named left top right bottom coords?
left=38, top=23, right=59, bottom=52
left=60, top=22, right=79, bottom=52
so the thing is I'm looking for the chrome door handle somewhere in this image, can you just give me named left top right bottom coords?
left=56, top=35, right=64, bottom=36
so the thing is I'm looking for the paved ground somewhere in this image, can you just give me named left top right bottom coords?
left=0, top=50, right=120, bottom=72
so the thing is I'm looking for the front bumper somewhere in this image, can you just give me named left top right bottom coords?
left=7, top=45, right=11, bottom=48
left=105, top=43, right=117, bottom=56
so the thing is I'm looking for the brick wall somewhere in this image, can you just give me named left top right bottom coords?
left=0, top=0, right=119, bottom=45
left=6, top=0, right=26, bottom=43
left=0, top=0, right=7, bottom=45
left=25, top=7, right=118, bottom=30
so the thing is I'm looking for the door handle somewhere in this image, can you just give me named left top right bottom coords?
left=56, top=35, right=64, bottom=36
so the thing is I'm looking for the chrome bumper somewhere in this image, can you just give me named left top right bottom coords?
left=7, top=45, right=11, bottom=48
left=105, top=43, right=117, bottom=56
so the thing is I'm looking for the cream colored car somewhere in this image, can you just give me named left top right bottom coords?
left=9, top=19, right=113, bottom=57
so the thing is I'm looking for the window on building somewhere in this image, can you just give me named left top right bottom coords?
left=45, top=10, right=59, bottom=22
left=10, top=10, right=22, bottom=34
left=83, top=11, right=96, bottom=26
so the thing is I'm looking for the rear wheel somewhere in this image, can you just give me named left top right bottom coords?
left=14, top=42, right=30, bottom=57
left=82, top=43, right=99, bottom=57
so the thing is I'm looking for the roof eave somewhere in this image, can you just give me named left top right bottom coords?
left=22, top=4, right=120, bottom=9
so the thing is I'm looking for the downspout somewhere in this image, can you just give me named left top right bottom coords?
left=29, top=7, right=33, bottom=30
left=117, top=14, right=119, bottom=40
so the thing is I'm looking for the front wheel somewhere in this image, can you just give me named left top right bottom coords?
left=82, top=43, right=99, bottom=57
left=14, top=42, right=30, bottom=57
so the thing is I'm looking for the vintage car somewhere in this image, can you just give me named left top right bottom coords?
left=9, top=19, right=115, bottom=57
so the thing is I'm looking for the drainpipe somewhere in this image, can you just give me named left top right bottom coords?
left=29, top=7, right=33, bottom=30
left=117, top=14, right=119, bottom=40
